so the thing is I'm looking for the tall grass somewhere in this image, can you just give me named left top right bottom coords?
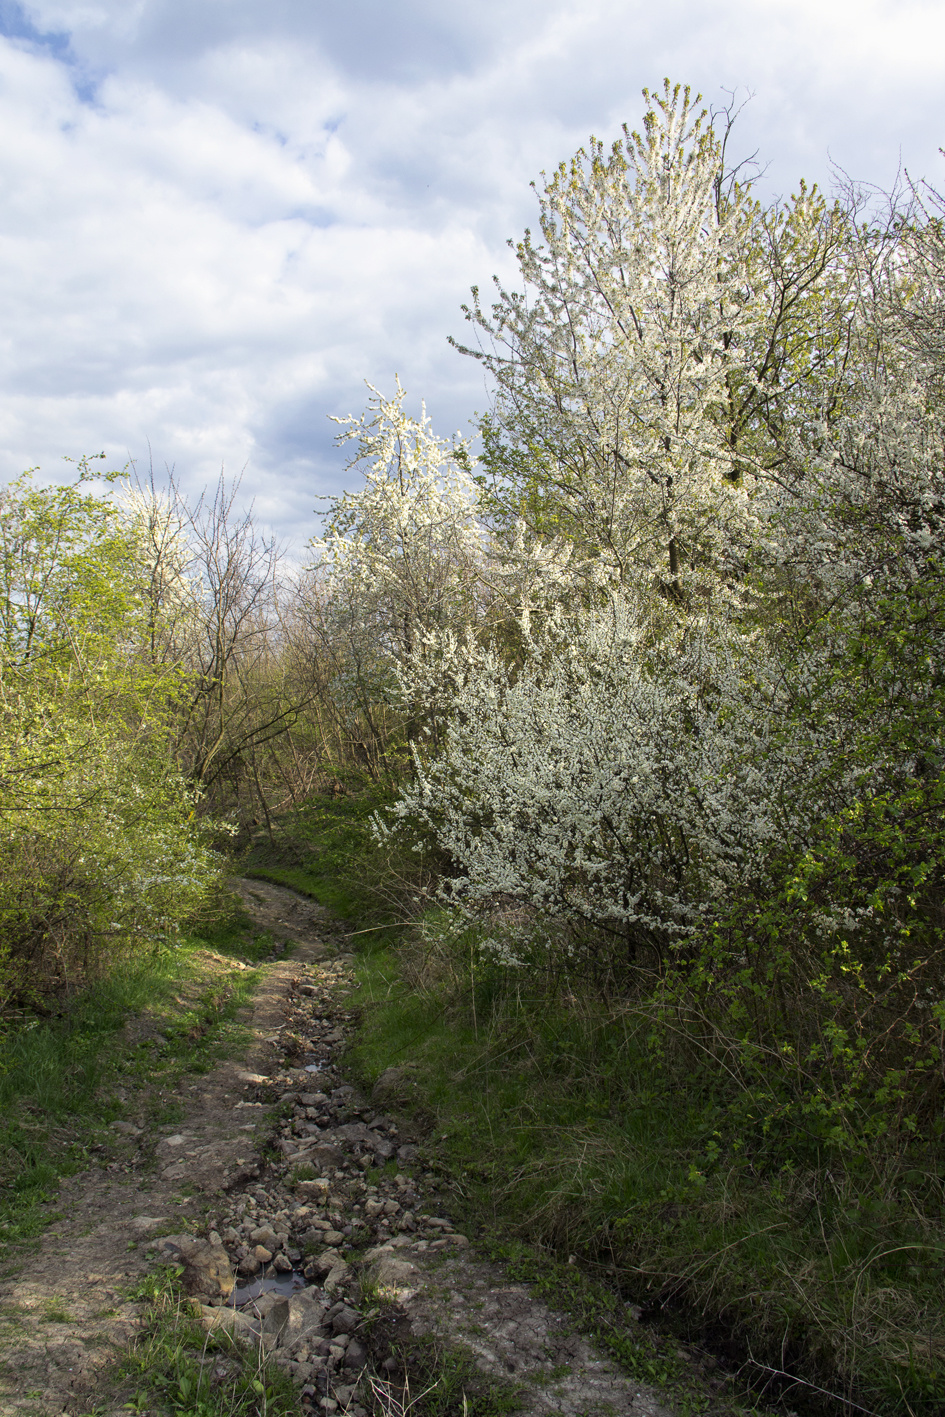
left=349, top=918, right=945, bottom=1417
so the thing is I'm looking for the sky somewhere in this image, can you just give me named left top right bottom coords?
left=0, top=0, right=943, bottom=550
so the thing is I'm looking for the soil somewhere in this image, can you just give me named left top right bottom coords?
left=0, top=880, right=727, bottom=1417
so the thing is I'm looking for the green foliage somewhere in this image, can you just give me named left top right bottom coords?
left=0, top=466, right=225, bottom=1004
left=631, top=561, right=945, bottom=1178
left=241, top=782, right=428, bottom=922
left=349, top=915, right=945, bottom=1415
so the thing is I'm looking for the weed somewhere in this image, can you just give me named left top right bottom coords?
left=112, top=1268, right=297, bottom=1417
left=364, top=1313, right=523, bottom=1417
left=38, top=1296, right=74, bottom=1324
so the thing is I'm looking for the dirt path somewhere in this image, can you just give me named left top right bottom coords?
left=0, top=880, right=703, bottom=1417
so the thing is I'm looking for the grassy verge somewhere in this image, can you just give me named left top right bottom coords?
left=257, top=792, right=945, bottom=1417
left=104, top=1270, right=524, bottom=1417
left=349, top=929, right=945, bottom=1417
left=0, top=895, right=268, bottom=1252
left=348, top=937, right=729, bottom=1407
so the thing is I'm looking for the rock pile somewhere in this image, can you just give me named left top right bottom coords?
left=150, top=954, right=470, bottom=1416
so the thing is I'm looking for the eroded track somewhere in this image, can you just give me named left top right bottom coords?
left=0, top=880, right=684, bottom=1416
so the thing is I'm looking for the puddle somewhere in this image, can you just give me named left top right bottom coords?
left=232, top=1269, right=307, bottom=1306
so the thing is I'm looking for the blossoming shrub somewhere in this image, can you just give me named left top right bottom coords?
left=374, top=120, right=945, bottom=1166
left=382, top=592, right=788, bottom=965
left=380, top=535, right=945, bottom=1158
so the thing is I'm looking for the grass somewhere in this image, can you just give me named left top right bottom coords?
left=104, top=1266, right=299, bottom=1417
left=346, top=928, right=945, bottom=1417
left=357, top=1263, right=524, bottom=1417
left=37, top=1296, right=74, bottom=1324
left=0, top=897, right=262, bottom=1251
left=103, top=1267, right=523, bottom=1417
left=360, top=1315, right=525, bottom=1417
left=186, top=899, right=284, bottom=965
left=347, top=943, right=698, bottom=1393
left=239, top=784, right=419, bottom=923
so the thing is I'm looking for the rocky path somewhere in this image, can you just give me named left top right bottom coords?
left=0, top=879, right=680, bottom=1417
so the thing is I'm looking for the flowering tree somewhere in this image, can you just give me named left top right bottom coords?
left=366, top=105, right=945, bottom=1161
left=313, top=381, right=482, bottom=655
left=457, top=83, right=758, bottom=596
left=458, top=82, right=861, bottom=609
left=307, top=381, right=484, bottom=755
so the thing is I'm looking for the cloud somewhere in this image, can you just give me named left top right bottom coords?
left=0, top=0, right=942, bottom=548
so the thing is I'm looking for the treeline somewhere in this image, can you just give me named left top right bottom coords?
left=6, top=79, right=945, bottom=1116
left=0, top=461, right=388, bottom=1006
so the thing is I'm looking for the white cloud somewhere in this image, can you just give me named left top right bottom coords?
left=0, top=0, right=942, bottom=548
